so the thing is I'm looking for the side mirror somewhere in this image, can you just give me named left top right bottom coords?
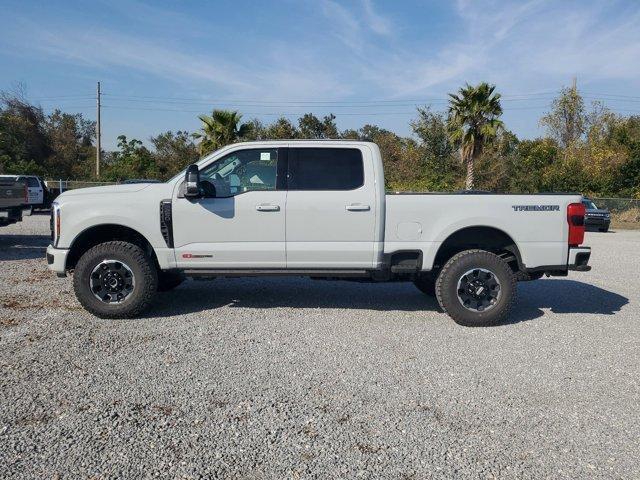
left=184, top=164, right=200, bottom=198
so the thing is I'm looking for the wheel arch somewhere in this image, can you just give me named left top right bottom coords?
left=433, top=225, right=523, bottom=273
left=66, top=224, right=158, bottom=271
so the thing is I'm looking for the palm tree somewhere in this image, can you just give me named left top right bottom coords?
left=193, top=110, right=252, bottom=155
left=447, top=83, right=503, bottom=190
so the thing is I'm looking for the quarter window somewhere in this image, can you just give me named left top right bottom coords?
left=288, top=148, right=364, bottom=190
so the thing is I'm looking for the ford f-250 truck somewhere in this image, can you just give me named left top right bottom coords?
left=46, top=141, right=591, bottom=326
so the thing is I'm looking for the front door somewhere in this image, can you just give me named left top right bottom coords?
left=172, top=147, right=286, bottom=269
left=285, top=146, right=377, bottom=269
left=25, top=177, right=44, bottom=206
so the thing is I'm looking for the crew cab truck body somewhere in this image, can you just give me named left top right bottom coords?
left=46, top=141, right=591, bottom=326
left=0, top=177, right=27, bottom=227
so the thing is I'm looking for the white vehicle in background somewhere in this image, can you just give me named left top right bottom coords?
left=46, top=140, right=592, bottom=326
left=0, top=175, right=47, bottom=211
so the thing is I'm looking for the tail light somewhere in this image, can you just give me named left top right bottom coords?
left=24, top=183, right=28, bottom=203
left=567, top=202, right=585, bottom=246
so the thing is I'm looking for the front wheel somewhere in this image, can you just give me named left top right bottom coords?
left=435, top=250, right=516, bottom=327
left=73, top=241, right=158, bottom=318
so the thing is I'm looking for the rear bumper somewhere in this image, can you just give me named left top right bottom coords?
left=0, top=207, right=23, bottom=225
left=46, top=244, right=69, bottom=276
left=525, top=246, right=591, bottom=275
left=567, top=246, right=591, bottom=271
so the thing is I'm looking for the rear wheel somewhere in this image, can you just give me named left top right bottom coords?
left=73, top=241, right=157, bottom=318
left=435, top=249, right=516, bottom=327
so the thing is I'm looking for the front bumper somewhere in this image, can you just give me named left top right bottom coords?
left=46, top=244, right=69, bottom=276
left=568, top=246, right=591, bottom=271
left=585, top=217, right=610, bottom=229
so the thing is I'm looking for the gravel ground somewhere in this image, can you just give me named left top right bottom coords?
left=1, top=214, right=638, bottom=479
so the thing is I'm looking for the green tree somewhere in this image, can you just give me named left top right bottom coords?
left=150, top=130, right=199, bottom=179
left=44, top=109, right=95, bottom=179
left=103, top=135, right=157, bottom=181
left=447, top=82, right=504, bottom=190
left=410, top=107, right=462, bottom=191
left=474, top=129, right=519, bottom=192
left=0, top=91, right=51, bottom=175
left=298, top=113, right=338, bottom=139
left=540, top=86, right=585, bottom=148
left=509, top=138, right=558, bottom=193
left=193, top=110, right=252, bottom=155
left=266, top=117, right=300, bottom=139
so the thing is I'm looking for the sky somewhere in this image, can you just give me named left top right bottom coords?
left=1, top=0, right=640, bottom=150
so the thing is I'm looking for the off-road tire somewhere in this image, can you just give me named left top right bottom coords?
left=73, top=241, right=158, bottom=319
left=414, top=275, right=436, bottom=296
left=435, top=249, right=516, bottom=327
left=157, top=271, right=186, bottom=292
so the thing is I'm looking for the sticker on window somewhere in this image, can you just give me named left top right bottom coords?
left=260, top=152, right=271, bottom=161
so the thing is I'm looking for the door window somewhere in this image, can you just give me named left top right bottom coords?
left=289, top=148, right=364, bottom=190
left=27, top=177, right=40, bottom=188
left=200, top=149, right=279, bottom=197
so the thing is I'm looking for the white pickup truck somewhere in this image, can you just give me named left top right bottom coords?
left=47, top=141, right=591, bottom=326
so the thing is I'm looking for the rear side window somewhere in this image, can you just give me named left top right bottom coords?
left=289, top=148, right=364, bottom=190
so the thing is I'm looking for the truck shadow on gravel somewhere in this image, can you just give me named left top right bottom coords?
left=509, top=279, right=628, bottom=324
left=147, top=278, right=441, bottom=317
left=145, top=277, right=628, bottom=324
left=0, top=234, right=49, bottom=261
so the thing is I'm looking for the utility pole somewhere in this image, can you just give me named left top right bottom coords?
left=572, top=76, right=577, bottom=93
left=96, top=81, right=101, bottom=178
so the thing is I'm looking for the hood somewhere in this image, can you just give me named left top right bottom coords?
left=585, top=209, right=609, bottom=215
left=57, top=183, right=150, bottom=198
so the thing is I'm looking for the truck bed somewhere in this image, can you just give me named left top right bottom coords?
left=383, top=193, right=582, bottom=270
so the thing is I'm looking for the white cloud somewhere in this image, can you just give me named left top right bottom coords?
left=4, top=0, right=640, bottom=106
left=5, top=18, right=348, bottom=102
left=362, top=0, right=392, bottom=36
left=370, top=0, right=640, bottom=97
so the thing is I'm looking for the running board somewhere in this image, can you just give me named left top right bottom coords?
left=183, top=269, right=370, bottom=278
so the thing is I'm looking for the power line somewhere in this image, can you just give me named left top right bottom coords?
left=99, top=103, right=555, bottom=114
left=100, top=92, right=559, bottom=105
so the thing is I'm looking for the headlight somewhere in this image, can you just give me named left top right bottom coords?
left=51, top=202, right=61, bottom=247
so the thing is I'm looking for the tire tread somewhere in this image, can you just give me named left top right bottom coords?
left=73, top=241, right=157, bottom=318
left=435, top=249, right=517, bottom=326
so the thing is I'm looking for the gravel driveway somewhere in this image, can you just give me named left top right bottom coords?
left=1, top=214, right=638, bottom=479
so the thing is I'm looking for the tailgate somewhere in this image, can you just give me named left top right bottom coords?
left=0, top=181, right=26, bottom=208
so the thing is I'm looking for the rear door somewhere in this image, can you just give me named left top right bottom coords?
left=285, top=146, right=377, bottom=268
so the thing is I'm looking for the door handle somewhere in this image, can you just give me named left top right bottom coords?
left=256, top=204, right=280, bottom=212
left=346, top=204, right=370, bottom=211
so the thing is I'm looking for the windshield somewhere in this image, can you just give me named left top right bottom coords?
left=582, top=199, right=598, bottom=210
